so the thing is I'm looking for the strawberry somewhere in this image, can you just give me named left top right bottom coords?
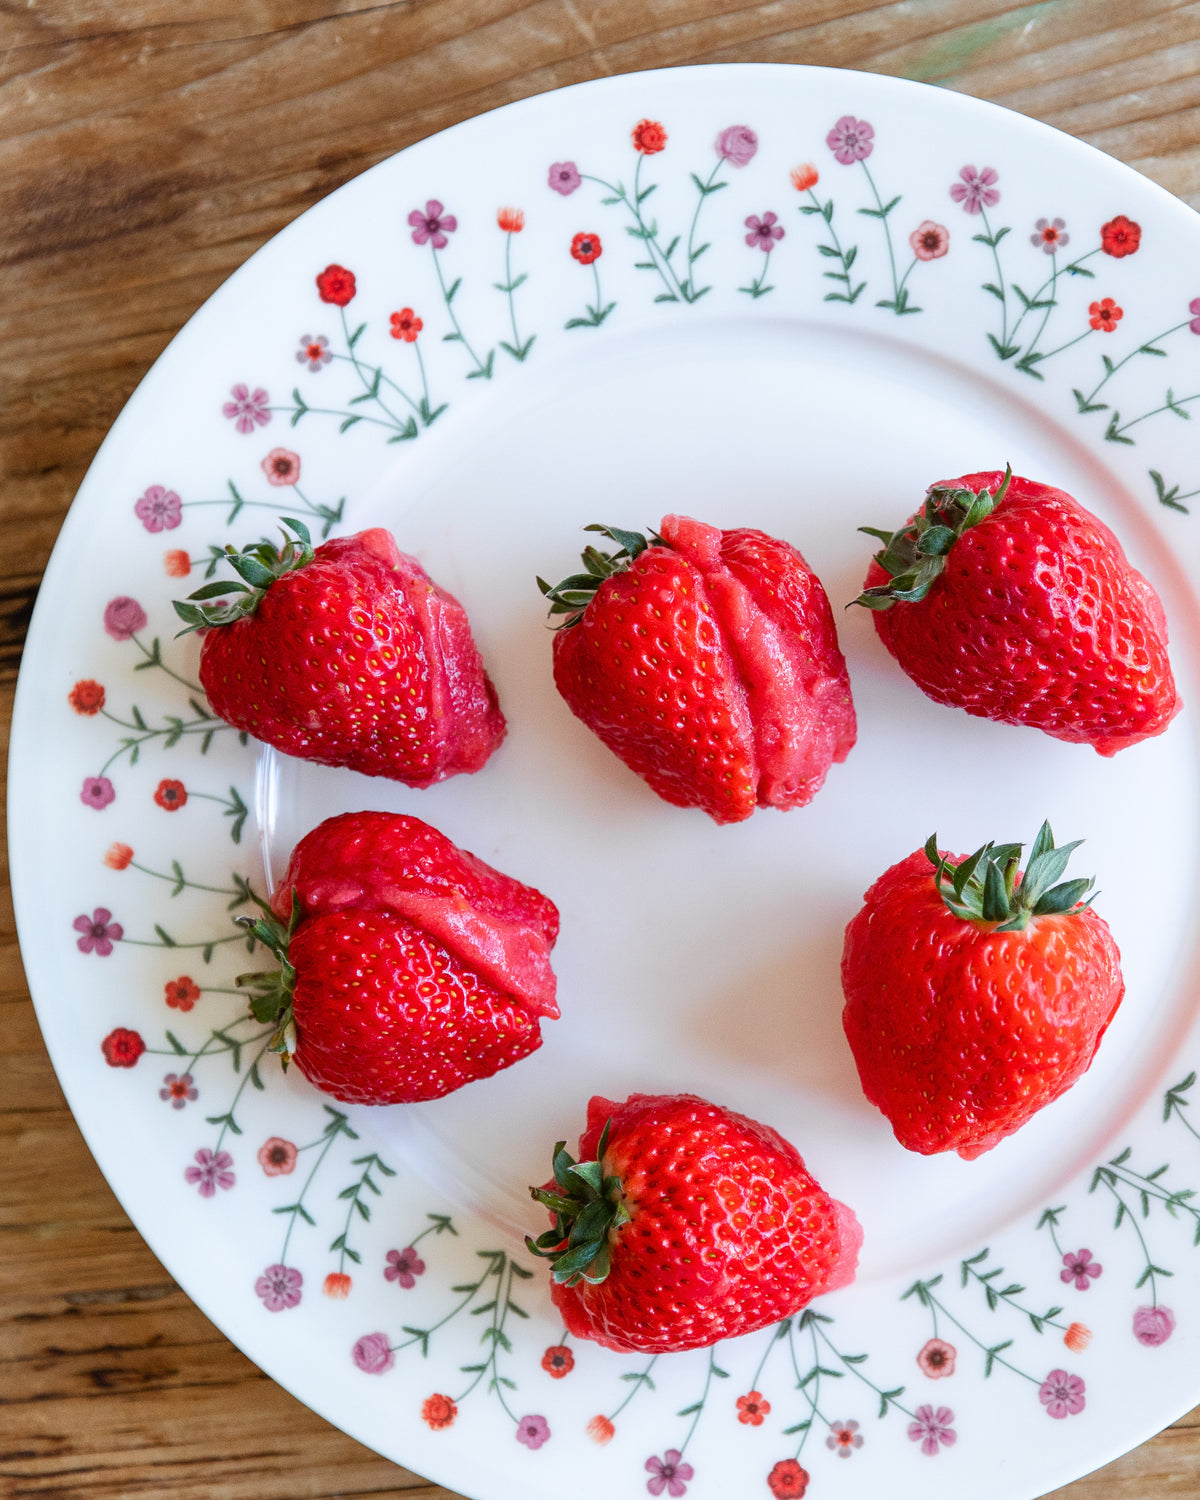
left=238, top=812, right=559, bottom=1104
left=526, top=1093, right=861, bottom=1354
left=841, top=823, right=1124, bottom=1160
left=855, top=468, right=1179, bottom=755
left=540, top=517, right=856, bottom=824
left=175, top=520, right=504, bottom=784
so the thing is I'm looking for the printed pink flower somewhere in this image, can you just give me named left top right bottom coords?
left=745, top=212, right=784, bottom=251
left=645, top=1449, right=693, bottom=1496
left=408, top=200, right=457, bottom=249
left=69, top=680, right=105, bottom=715
left=159, top=1072, right=197, bottom=1109
left=907, top=1404, right=956, bottom=1455
left=255, top=1263, right=303, bottom=1312
left=184, top=1147, right=235, bottom=1197
left=950, top=165, right=1000, bottom=214
left=767, top=1459, right=809, bottom=1497
left=316, top=265, right=356, bottom=306
left=422, top=1393, right=457, bottom=1430
left=353, top=1332, right=395, bottom=1373
left=1133, top=1305, right=1175, bottom=1346
left=102, top=1027, right=145, bottom=1068
left=222, top=383, right=271, bottom=433
left=516, top=1414, right=550, bottom=1450
left=74, top=908, right=123, bottom=955
left=825, top=1419, right=862, bottom=1456
left=542, top=1344, right=574, bottom=1377
left=384, top=1246, right=426, bottom=1288
left=587, top=1415, right=615, bottom=1445
left=1032, top=217, right=1069, bottom=253
left=910, top=221, right=949, bottom=260
left=134, top=485, right=182, bottom=533
left=826, top=115, right=874, bottom=164
left=1060, top=1248, right=1102, bottom=1289
left=296, top=333, right=332, bottom=370
left=258, top=1137, right=297, bottom=1175
left=548, top=161, right=581, bottom=196
left=1039, top=1369, right=1086, bottom=1418
left=917, top=1337, right=957, bottom=1377
left=81, top=776, right=116, bottom=810
left=715, top=125, right=758, bottom=167
left=261, top=448, right=300, bottom=486
left=1189, top=297, right=1200, bottom=334
left=103, top=596, right=147, bottom=640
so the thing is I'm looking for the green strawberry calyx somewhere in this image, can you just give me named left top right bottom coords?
left=172, top=518, right=315, bottom=635
left=525, top=1119, right=632, bottom=1285
left=925, top=820, right=1095, bottom=933
left=536, top=524, right=662, bottom=629
left=232, top=892, right=304, bottom=1067
left=852, top=465, right=1012, bottom=611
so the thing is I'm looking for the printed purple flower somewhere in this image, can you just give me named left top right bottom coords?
left=255, top=1263, right=303, bottom=1313
left=826, top=115, right=874, bottom=164
left=1189, top=298, right=1200, bottom=334
left=548, top=161, right=581, bottom=196
left=950, top=165, right=1000, bottom=214
left=1032, top=217, right=1069, bottom=253
left=134, top=485, right=182, bottom=533
left=81, top=776, right=116, bottom=810
left=159, top=1072, right=197, bottom=1109
left=103, top=596, right=147, bottom=640
left=1060, top=1249, right=1102, bottom=1289
left=907, top=1404, right=956, bottom=1455
left=516, top=1414, right=551, bottom=1450
left=384, top=1246, right=426, bottom=1289
left=744, top=212, right=785, bottom=252
left=222, top=383, right=271, bottom=434
left=73, top=907, right=123, bottom=956
left=352, top=1331, right=395, bottom=1374
left=715, top=125, right=758, bottom=167
left=826, top=1419, right=863, bottom=1457
left=1039, top=1369, right=1086, bottom=1419
left=296, top=333, right=333, bottom=370
left=645, top=1449, right=694, bottom=1497
left=1133, top=1304, right=1176, bottom=1346
left=184, top=1147, right=235, bottom=1198
left=408, top=199, right=458, bottom=249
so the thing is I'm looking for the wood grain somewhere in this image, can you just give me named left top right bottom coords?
left=4, top=2, right=1200, bottom=1496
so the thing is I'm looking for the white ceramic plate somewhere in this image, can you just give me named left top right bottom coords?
left=13, top=63, right=1200, bottom=1500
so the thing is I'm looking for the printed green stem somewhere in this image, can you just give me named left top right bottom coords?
left=682, top=159, right=723, bottom=299
left=98, top=708, right=229, bottom=777
left=979, top=205, right=1010, bottom=348
left=1110, top=390, right=1200, bottom=440
left=131, top=633, right=202, bottom=693
left=336, top=306, right=419, bottom=424
left=1094, top=1173, right=1163, bottom=1303
left=278, top=1113, right=351, bottom=1263
left=920, top=1288, right=1040, bottom=1386
left=213, top=1035, right=276, bottom=1152
left=606, top=1354, right=658, bottom=1421
left=860, top=161, right=900, bottom=305
left=126, top=860, right=250, bottom=903
left=1011, top=247, right=1100, bottom=345
left=333, top=1153, right=396, bottom=1273
left=784, top=1319, right=828, bottom=1459
left=960, top=1259, right=1066, bottom=1334
left=678, top=1346, right=723, bottom=1457
left=1037, top=1207, right=1068, bottom=1260
left=431, top=245, right=491, bottom=376
left=1031, top=327, right=1094, bottom=363
left=811, top=1317, right=912, bottom=1418
left=582, top=167, right=685, bottom=303
left=270, top=401, right=404, bottom=431
left=1082, top=320, right=1194, bottom=403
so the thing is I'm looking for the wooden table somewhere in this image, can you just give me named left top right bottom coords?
left=4, top=3, right=1200, bottom=1496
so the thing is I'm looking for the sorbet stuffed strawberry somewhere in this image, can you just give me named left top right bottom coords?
left=175, top=520, right=504, bottom=783
left=841, top=823, right=1124, bottom=1160
left=540, top=518, right=855, bottom=824
left=237, top=811, right=558, bottom=1104
left=526, top=1093, right=861, bottom=1353
left=855, top=468, right=1179, bottom=755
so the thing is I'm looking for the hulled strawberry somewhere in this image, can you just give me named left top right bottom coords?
left=175, top=520, right=505, bottom=783
left=540, top=518, right=856, bottom=824
left=526, top=1093, right=861, bottom=1353
left=238, top=812, right=559, bottom=1104
left=855, top=469, right=1179, bottom=755
left=841, top=823, right=1124, bottom=1160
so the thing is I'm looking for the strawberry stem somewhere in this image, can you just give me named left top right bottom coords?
left=537, top=524, right=661, bottom=629
left=173, top=518, right=315, bottom=635
left=233, top=891, right=304, bottom=1065
left=924, top=821, right=1095, bottom=931
left=526, top=1118, right=631, bottom=1284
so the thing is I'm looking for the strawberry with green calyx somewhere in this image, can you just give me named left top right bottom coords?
left=525, top=1093, right=862, bottom=1354
left=842, top=822, right=1124, bottom=1161
left=540, top=516, right=856, bottom=824
left=854, top=469, right=1179, bottom=755
left=175, top=521, right=505, bottom=785
left=232, top=812, right=559, bottom=1105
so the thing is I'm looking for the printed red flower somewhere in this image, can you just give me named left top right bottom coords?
left=1089, top=297, right=1123, bottom=332
left=389, top=308, right=423, bottom=342
left=587, top=1415, right=615, bottom=1445
left=632, top=119, right=667, bottom=155
left=737, top=1390, right=771, bottom=1425
left=1101, top=214, right=1141, bottom=258
left=910, top=220, right=950, bottom=261
left=154, top=779, right=187, bottom=811
left=164, top=550, right=191, bottom=578
left=422, top=1393, right=457, bottom=1430
left=104, top=843, right=133, bottom=871
left=790, top=163, right=819, bottom=192
left=165, top=975, right=201, bottom=1011
left=69, top=679, right=105, bottom=716
left=541, top=1344, right=574, bottom=1378
left=1064, top=1322, right=1092, bottom=1353
left=258, top=1137, right=298, bottom=1175
left=324, top=1272, right=352, bottom=1298
left=916, top=1337, right=957, bottom=1378
left=571, top=232, right=602, bottom=265
left=316, top=264, right=357, bottom=306
left=102, top=1027, right=145, bottom=1068
left=497, top=207, right=525, bottom=233
left=262, top=448, right=300, bottom=486
left=767, top=1459, right=809, bottom=1498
